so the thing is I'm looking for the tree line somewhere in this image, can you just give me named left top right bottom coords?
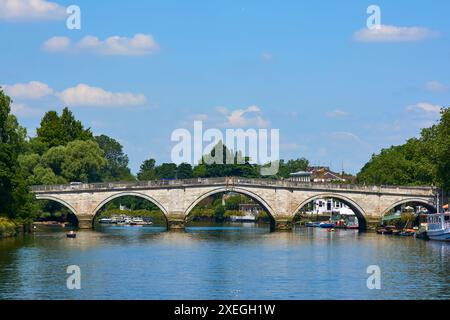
left=357, top=107, right=450, bottom=192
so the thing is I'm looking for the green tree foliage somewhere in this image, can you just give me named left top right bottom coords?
left=275, top=158, right=310, bottom=179
left=176, top=163, right=193, bottom=179
left=59, top=140, right=106, bottom=182
left=95, top=135, right=134, bottom=181
left=35, top=107, right=92, bottom=149
left=19, top=109, right=132, bottom=186
left=138, top=160, right=192, bottom=180
left=155, top=163, right=178, bottom=179
left=358, top=107, right=450, bottom=191
left=137, top=158, right=156, bottom=180
left=0, top=88, right=33, bottom=219
left=21, top=140, right=106, bottom=184
left=434, top=108, right=450, bottom=191
left=214, top=205, right=225, bottom=222
left=197, top=141, right=260, bottom=178
left=138, top=141, right=311, bottom=181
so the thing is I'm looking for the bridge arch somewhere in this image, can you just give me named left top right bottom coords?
left=184, top=187, right=277, bottom=221
left=292, top=193, right=367, bottom=230
left=91, top=191, right=169, bottom=227
left=35, top=195, right=78, bottom=216
left=34, top=195, right=79, bottom=225
left=380, top=198, right=437, bottom=216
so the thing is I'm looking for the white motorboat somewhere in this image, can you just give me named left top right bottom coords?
left=426, top=212, right=450, bottom=241
left=99, top=218, right=113, bottom=224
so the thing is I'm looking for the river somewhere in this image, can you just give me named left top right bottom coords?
left=0, top=224, right=448, bottom=300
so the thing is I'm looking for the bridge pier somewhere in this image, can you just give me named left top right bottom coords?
left=167, top=214, right=186, bottom=231
left=77, top=215, right=94, bottom=229
left=274, top=216, right=294, bottom=231
left=365, top=216, right=381, bottom=232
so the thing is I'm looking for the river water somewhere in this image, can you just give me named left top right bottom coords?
left=0, top=224, right=448, bottom=300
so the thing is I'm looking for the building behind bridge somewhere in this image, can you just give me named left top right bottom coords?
left=289, top=166, right=356, bottom=184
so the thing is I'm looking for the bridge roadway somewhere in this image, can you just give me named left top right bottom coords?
left=31, top=177, right=437, bottom=231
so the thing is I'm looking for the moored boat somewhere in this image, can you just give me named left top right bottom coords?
left=99, top=218, right=114, bottom=224
left=319, top=222, right=335, bottom=229
left=426, top=212, right=450, bottom=241
left=305, top=222, right=321, bottom=227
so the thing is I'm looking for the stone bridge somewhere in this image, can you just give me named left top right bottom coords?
left=30, top=177, right=437, bottom=231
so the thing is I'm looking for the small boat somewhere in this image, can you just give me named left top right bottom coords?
left=346, top=225, right=359, bottom=230
left=305, top=222, right=321, bottom=228
left=426, top=212, right=450, bottom=241
left=319, top=222, right=335, bottom=229
left=66, top=231, right=76, bottom=238
left=129, top=217, right=151, bottom=226
left=99, top=218, right=113, bottom=224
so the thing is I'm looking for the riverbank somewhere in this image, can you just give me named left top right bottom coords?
left=0, top=218, right=33, bottom=239
left=0, top=218, right=19, bottom=239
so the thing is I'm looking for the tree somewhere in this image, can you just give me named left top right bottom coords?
left=214, top=205, right=225, bottom=222
left=60, top=107, right=93, bottom=142
left=138, top=158, right=156, bottom=180
left=0, top=88, right=31, bottom=219
left=357, top=107, right=449, bottom=191
left=36, top=111, right=65, bottom=148
left=155, top=163, right=177, bottom=179
left=177, top=163, right=193, bottom=179
left=434, top=108, right=450, bottom=191
left=24, top=140, right=107, bottom=184
left=95, top=135, right=134, bottom=181
left=276, top=158, right=310, bottom=178
left=197, top=141, right=260, bottom=178
left=0, top=89, right=12, bottom=142
left=60, top=140, right=106, bottom=182
left=36, top=108, right=92, bottom=148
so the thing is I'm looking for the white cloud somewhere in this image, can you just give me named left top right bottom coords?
left=43, top=36, right=71, bottom=52
left=330, top=131, right=362, bottom=142
left=424, top=81, right=448, bottom=93
left=3, top=81, right=53, bottom=99
left=10, top=103, right=41, bottom=117
left=0, top=0, right=66, bottom=21
left=326, top=109, right=348, bottom=118
left=43, top=34, right=159, bottom=56
left=354, top=25, right=438, bottom=42
left=223, top=105, right=269, bottom=128
left=215, top=106, right=229, bottom=115
left=407, top=102, right=442, bottom=114
left=58, top=83, right=147, bottom=107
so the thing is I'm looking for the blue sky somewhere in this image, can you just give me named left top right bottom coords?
left=1, top=0, right=449, bottom=174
